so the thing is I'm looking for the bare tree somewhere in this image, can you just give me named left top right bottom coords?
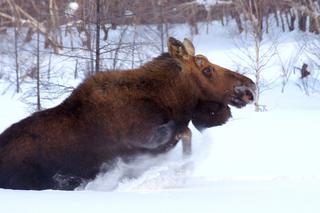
left=234, top=0, right=278, bottom=111
left=95, top=0, right=101, bottom=73
left=276, top=44, right=305, bottom=93
left=301, top=32, right=320, bottom=94
left=36, top=20, right=41, bottom=111
left=14, top=24, right=20, bottom=93
left=0, top=0, right=63, bottom=53
left=288, top=0, right=320, bottom=34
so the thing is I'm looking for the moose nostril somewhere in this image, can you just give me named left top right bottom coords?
left=245, top=89, right=254, bottom=101
left=234, top=85, right=255, bottom=103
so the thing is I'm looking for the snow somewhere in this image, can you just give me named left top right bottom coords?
left=1, top=180, right=320, bottom=213
left=66, top=2, right=79, bottom=15
left=196, top=0, right=218, bottom=6
left=1, top=22, right=320, bottom=212
left=68, top=2, right=79, bottom=11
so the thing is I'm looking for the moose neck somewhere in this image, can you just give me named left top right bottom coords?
left=140, top=53, right=201, bottom=121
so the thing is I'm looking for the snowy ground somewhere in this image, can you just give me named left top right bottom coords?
left=1, top=23, right=320, bottom=212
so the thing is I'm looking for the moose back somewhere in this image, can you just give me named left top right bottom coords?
left=0, top=37, right=255, bottom=190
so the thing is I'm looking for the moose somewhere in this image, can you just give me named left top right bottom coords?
left=0, top=37, right=255, bottom=190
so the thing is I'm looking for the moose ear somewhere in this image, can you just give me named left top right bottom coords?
left=167, top=37, right=190, bottom=60
left=183, top=38, right=195, bottom=56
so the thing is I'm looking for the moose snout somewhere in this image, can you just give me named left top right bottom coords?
left=226, top=71, right=256, bottom=108
left=234, top=83, right=256, bottom=104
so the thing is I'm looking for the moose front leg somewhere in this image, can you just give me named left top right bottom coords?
left=175, top=127, right=192, bottom=156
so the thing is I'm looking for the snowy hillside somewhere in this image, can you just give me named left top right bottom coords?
left=1, top=22, right=320, bottom=213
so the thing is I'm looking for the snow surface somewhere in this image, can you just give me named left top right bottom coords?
left=1, top=22, right=320, bottom=212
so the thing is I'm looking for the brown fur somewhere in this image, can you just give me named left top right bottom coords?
left=0, top=38, right=255, bottom=190
left=192, top=101, right=232, bottom=131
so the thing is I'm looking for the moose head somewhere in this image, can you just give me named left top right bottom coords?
left=167, top=37, right=256, bottom=108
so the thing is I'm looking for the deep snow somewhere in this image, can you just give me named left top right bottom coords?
left=0, top=22, right=320, bottom=213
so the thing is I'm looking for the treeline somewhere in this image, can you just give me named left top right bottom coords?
left=1, top=0, right=320, bottom=53
left=0, top=0, right=319, bottom=110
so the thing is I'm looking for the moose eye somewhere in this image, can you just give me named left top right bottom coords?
left=202, top=67, right=213, bottom=78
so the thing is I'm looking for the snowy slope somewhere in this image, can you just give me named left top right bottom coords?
left=1, top=22, right=320, bottom=213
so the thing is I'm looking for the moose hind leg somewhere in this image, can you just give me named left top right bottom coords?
left=0, top=164, right=55, bottom=190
